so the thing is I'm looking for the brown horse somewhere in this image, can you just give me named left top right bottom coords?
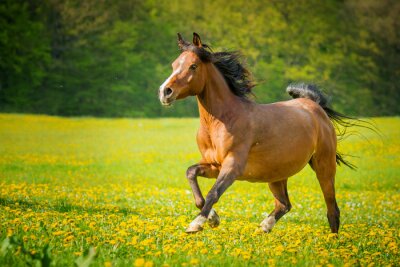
left=159, top=33, right=354, bottom=234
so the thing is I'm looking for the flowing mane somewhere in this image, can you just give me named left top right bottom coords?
left=179, top=43, right=255, bottom=99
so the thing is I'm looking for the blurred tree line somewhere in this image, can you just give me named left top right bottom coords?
left=0, top=0, right=399, bottom=117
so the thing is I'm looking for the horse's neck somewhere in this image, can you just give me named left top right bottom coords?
left=197, top=64, right=242, bottom=124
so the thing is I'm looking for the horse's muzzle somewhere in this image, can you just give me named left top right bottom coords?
left=159, top=87, right=175, bottom=106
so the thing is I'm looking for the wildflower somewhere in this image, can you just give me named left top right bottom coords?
left=53, top=231, right=64, bottom=236
left=267, top=259, right=275, bottom=266
left=134, top=258, right=145, bottom=267
left=64, top=235, right=74, bottom=242
left=190, top=258, right=199, bottom=265
left=200, top=248, right=208, bottom=254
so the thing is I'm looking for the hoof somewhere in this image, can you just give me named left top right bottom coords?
left=185, top=224, right=203, bottom=233
left=260, top=227, right=272, bottom=233
left=207, top=209, right=220, bottom=228
left=260, top=216, right=276, bottom=233
left=185, top=215, right=207, bottom=234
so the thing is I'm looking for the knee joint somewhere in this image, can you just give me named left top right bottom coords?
left=276, top=201, right=291, bottom=213
left=279, top=204, right=291, bottom=214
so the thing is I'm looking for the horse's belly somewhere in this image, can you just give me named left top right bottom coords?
left=239, top=161, right=307, bottom=183
left=239, top=144, right=314, bottom=183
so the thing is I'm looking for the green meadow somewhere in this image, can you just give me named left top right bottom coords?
left=0, top=114, right=399, bottom=266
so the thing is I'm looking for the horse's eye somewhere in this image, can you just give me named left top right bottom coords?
left=189, top=64, right=198, bottom=71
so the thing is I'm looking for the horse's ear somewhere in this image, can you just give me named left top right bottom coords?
left=177, top=33, right=189, bottom=50
left=193, top=32, right=202, bottom=47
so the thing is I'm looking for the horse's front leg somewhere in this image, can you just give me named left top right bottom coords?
left=186, top=157, right=243, bottom=233
left=186, top=164, right=220, bottom=230
left=186, top=164, right=219, bottom=209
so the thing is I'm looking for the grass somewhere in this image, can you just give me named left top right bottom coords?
left=0, top=113, right=399, bottom=266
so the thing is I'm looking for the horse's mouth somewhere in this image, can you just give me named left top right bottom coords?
left=161, top=101, right=172, bottom=106
left=160, top=97, right=176, bottom=107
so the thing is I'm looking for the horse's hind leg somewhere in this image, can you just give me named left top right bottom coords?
left=311, top=155, right=340, bottom=233
left=260, top=179, right=291, bottom=232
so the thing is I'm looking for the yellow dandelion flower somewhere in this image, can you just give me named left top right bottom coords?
left=242, top=252, right=251, bottom=260
left=64, top=235, right=74, bottom=242
left=200, top=248, right=208, bottom=254
left=53, top=231, right=64, bottom=236
left=7, top=228, right=13, bottom=237
left=196, top=241, right=204, bottom=247
left=190, top=258, right=199, bottom=265
left=154, top=251, right=162, bottom=257
left=134, top=258, right=145, bottom=267
left=267, top=259, right=275, bottom=267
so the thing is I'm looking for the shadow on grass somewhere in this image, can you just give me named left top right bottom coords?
left=0, top=197, right=139, bottom=215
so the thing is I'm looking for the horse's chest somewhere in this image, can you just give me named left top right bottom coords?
left=198, top=128, right=231, bottom=165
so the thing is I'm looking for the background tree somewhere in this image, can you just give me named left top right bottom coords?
left=0, top=0, right=50, bottom=113
left=0, top=0, right=398, bottom=117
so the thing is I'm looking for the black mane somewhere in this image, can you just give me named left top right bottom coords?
left=179, top=44, right=255, bottom=99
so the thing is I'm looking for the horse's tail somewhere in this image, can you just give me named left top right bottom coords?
left=286, top=83, right=359, bottom=169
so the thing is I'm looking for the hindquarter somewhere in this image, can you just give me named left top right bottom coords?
left=241, top=100, right=326, bottom=182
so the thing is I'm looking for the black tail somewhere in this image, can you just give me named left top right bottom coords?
left=286, top=83, right=365, bottom=169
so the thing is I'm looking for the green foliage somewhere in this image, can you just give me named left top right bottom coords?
left=0, top=0, right=399, bottom=116
left=0, top=0, right=50, bottom=112
left=1, top=236, right=52, bottom=266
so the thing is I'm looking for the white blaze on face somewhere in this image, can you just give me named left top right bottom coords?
left=159, top=55, right=187, bottom=102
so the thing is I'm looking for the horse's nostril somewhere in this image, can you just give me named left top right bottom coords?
left=165, top=88, right=173, bottom=97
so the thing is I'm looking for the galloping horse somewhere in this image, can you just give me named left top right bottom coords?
left=159, top=33, right=354, bottom=234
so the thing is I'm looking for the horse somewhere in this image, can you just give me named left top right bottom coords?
left=158, top=32, right=355, bottom=234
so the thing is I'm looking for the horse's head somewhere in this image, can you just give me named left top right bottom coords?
left=159, top=33, right=211, bottom=106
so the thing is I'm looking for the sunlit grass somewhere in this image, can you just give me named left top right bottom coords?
left=0, top=114, right=399, bottom=266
